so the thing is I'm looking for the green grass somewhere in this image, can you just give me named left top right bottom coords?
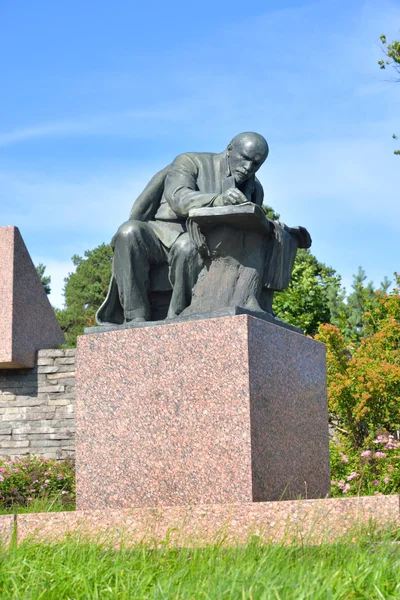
left=0, top=495, right=75, bottom=515
left=0, top=529, right=400, bottom=599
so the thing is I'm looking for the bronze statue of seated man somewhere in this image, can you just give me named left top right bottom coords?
left=96, top=132, right=310, bottom=326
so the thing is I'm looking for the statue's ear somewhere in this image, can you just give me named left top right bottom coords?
left=227, top=143, right=233, bottom=152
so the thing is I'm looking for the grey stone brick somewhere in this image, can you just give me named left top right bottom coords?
left=54, top=373, right=75, bottom=386
left=48, top=399, right=71, bottom=406
left=54, top=357, right=75, bottom=365
left=38, top=349, right=65, bottom=357
left=38, top=385, right=65, bottom=394
left=25, top=432, right=73, bottom=440
left=37, top=358, right=55, bottom=366
left=56, top=420, right=76, bottom=428
left=11, top=397, right=42, bottom=407
left=0, top=448, right=30, bottom=456
left=55, top=407, right=74, bottom=419
left=30, top=440, right=63, bottom=447
left=0, top=393, right=16, bottom=401
left=0, top=428, right=12, bottom=435
left=2, top=414, right=25, bottom=421
left=13, top=425, right=75, bottom=434
left=57, top=450, right=74, bottom=459
left=3, top=406, right=27, bottom=414
left=48, top=392, right=75, bottom=401
left=47, top=378, right=75, bottom=387
left=47, top=372, right=75, bottom=380
left=1, top=440, right=29, bottom=448
left=0, top=435, right=11, bottom=441
left=50, top=432, right=74, bottom=440
left=65, top=349, right=76, bottom=357
left=26, top=405, right=55, bottom=414
left=57, top=365, right=77, bottom=373
left=22, top=413, right=55, bottom=421
left=38, top=366, right=59, bottom=374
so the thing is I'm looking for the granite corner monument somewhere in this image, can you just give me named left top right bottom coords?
left=76, top=133, right=330, bottom=509
left=0, top=226, right=65, bottom=368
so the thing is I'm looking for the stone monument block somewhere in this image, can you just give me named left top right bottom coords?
left=0, top=226, right=64, bottom=368
left=76, top=315, right=330, bottom=510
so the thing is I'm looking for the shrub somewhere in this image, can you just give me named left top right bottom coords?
left=317, top=275, right=400, bottom=448
left=0, top=456, right=75, bottom=509
left=330, top=432, right=400, bottom=497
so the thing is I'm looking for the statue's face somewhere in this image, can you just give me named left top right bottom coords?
left=228, top=139, right=267, bottom=184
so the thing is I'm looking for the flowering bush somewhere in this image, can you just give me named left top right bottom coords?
left=0, top=456, right=75, bottom=508
left=317, top=276, right=400, bottom=447
left=330, top=433, right=400, bottom=497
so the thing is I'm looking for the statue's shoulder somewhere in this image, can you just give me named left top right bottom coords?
left=170, top=152, right=217, bottom=175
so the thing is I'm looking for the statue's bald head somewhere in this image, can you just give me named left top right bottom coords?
left=226, top=132, right=269, bottom=184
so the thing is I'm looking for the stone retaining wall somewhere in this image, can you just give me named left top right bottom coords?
left=0, top=349, right=76, bottom=460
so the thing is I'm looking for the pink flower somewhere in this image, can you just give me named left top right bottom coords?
left=373, top=480, right=379, bottom=486
left=342, top=483, right=351, bottom=494
left=384, top=477, right=390, bottom=484
left=337, top=480, right=345, bottom=489
left=375, top=452, right=386, bottom=458
left=361, top=450, right=372, bottom=457
left=373, top=435, right=385, bottom=443
left=0, top=468, right=7, bottom=473
left=13, top=468, right=19, bottom=473
left=0, top=475, right=4, bottom=482
left=44, top=479, right=50, bottom=483
left=347, top=472, right=359, bottom=481
left=61, top=490, right=68, bottom=495
left=57, top=474, right=64, bottom=480
left=27, top=497, right=33, bottom=501
left=331, top=481, right=338, bottom=486
left=340, top=453, right=349, bottom=463
left=385, top=441, right=400, bottom=449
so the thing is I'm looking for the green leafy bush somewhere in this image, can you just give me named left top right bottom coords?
left=0, top=456, right=75, bottom=509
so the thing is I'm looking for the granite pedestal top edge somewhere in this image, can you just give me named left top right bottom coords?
left=84, top=306, right=303, bottom=335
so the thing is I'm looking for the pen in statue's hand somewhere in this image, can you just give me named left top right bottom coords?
left=213, top=188, right=248, bottom=207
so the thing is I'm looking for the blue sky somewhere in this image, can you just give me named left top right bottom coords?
left=1, top=0, right=399, bottom=308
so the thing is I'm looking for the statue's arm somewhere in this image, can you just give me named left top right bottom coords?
left=164, top=154, right=219, bottom=218
left=129, top=165, right=171, bottom=221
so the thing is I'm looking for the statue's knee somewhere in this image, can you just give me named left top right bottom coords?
left=172, top=235, right=196, bottom=259
left=115, top=220, right=145, bottom=243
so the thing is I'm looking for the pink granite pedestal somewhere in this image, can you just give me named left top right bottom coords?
left=76, top=315, right=330, bottom=510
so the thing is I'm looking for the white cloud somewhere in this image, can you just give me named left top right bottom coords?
left=0, top=108, right=188, bottom=148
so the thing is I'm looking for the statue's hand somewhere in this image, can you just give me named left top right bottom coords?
left=219, top=188, right=248, bottom=206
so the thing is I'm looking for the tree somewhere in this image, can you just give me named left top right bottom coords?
left=55, top=244, right=113, bottom=347
left=341, top=267, right=375, bottom=343
left=272, top=249, right=344, bottom=336
left=379, top=34, right=400, bottom=76
left=316, top=274, right=400, bottom=448
left=35, top=263, right=51, bottom=295
left=378, top=34, right=400, bottom=155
